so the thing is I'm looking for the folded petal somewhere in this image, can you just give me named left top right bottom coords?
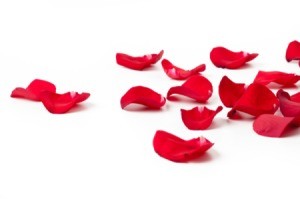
left=40, top=91, right=90, bottom=114
left=116, top=50, right=164, bottom=70
left=181, top=106, right=223, bottom=130
left=167, top=75, right=213, bottom=103
left=286, top=40, right=300, bottom=62
left=121, top=86, right=166, bottom=109
left=11, top=79, right=56, bottom=101
left=253, top=70, right=300, bottom=86
left=210, top=46, right=258, bottom=69
left=218, top=76, right=246, bottom=108
left=253, top=114, right=294, bottom=137
left=161, top=59, right=206, bottom=80
left=153, top=130, right=213, bottom=162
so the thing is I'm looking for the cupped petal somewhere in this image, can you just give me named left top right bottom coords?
left=153, top=130, right=213, bottom=162
left=116, top=50, right=164, bottom=70
left=40, top=91, right=90, bottom=114
left=121, top=86, right=166, bottom=109
left=210, top=46, right=258, bottom=69
left=11, top=79, right=56, bottom=101
left=167, top=75, right=213, bottom=103
left=218, top=76, right=246, bottom=108
left=253, top=70, right=300, bottom=86
left=181, top=106, right=223, bottom=130
left=161, top=59, right=206, bottom=80
left=286, top=40, right=300, bottom=62
left=253, top=114, right=295, bottom=137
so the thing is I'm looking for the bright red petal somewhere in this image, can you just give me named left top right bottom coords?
left=253, top=114, right=294, bottom=137
left=181, top=106, right=223, bottom=130
left=277, top=89, right=300, bottom=125
left=291, top=91, right=300, bottom=103
left=40, top=91, right=90, bottom=114
left=161, top=59, right=206, bottom=80
left=228, top=83, right=279, bottom=119
left=218, top=76, right=246, bottom=108
left=11, top=79, right=56, bottom=101
left=167, top=75, right=213, bottom=103
left=286, top=40, right=300, bottom=62
left=121, top=86, right=166, bottom=109
left=253, top=70, right=300, bottom=86
left=153, top=130, right=213, bottom=162
left=116, top=50, right=164, bottom=70
left=210, top=46, right=258, bottom=69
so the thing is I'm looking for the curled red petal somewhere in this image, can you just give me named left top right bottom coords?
left=228, top=83, right=279, bottom=119
left=210, top=46, right=258, bottom=69
left=167, top=75, right=213, bottom=103
left=40, top=91, right=90, bottom=114
left=116, top=50, right=164, bottom=70
left=286, top=40, right=300, bottom=62
left=161, top=59, right=206, bottom=80
left=181, top=106, right=223, bottom=130
left=253, top=70, right=300, bottom=86
left=218, top=76, right=246, bottom=108
left=153, top=130, right=213, bottom=162
left=11, top=79, right=56, bottom=101
left=120, top=86, right=166, bottom=109
left=253, top=114, right=295, bottom=137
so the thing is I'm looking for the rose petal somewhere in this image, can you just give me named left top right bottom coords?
left=253, top=70, right=300, bottom=86
left=286, top=40, right=300, bottom=62
left=120, top=86, right=166, bottom=109
left=11, top=79, right=56, bottom=101
left=277, top=89, right=300, bottom=125
left=153, top=130, right=213, bottom=162
left=181, top=106, right=223, bottom=130
left=218, top=76, right=246, bottom=108
left=228, top=83, right=279, bottom=119
left=116, top=50, right=164, bottom=70
left=253, top=114, right=295, bottom=137
left=291, top=91, right=300, bottom=103
left=40, top=91, right=90, bottom=114
left=167, top=75, right=213, bottom=103
left=161, top=59, right=206, bottom=80
left=210, top=46, right=258, bottom=69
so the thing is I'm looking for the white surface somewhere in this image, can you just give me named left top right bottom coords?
left=0, top=0, right=300, bottom=198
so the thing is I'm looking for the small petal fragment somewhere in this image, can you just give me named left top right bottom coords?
left=210, top=46, right=258, bottom=69
left=286, top=40, right=300, bottom=62
left=161, top=59, right=206, bottom=80
left=116, top=50, right=164, bottom=70
left=253, top=70, right=300, bottom=86
left=167, top=75, right=213, bottom=103
left=121, top=86, right=166, bottom=109
left=181, top=106, right=223, bottom=130
left=153, top=130, right=213, bottom=162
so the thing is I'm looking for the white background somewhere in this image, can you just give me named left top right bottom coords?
left=0, top=0, right=300, bottom=198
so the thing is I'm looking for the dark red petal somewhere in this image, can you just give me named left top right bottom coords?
left=181, top=106, right=223, bottom=130
left=228, top=83, right=279, bottom=119
left=210, top=46, right=258, bottom=69
left=161, top=59, right=206, bottom=80
left=121, top=86, right=166, bottom=109
left=153, top=130, right=213, bottom=162
left=167, top=75, right=213, bottom=103
left=253, top=114, right=294, bottom=137
left=218, top=76, right=246, bottom=108
left=11, top=79, right=56, bottom=101
left=116, top=50, right=164, bottom=70
left=253, top=70, right=300, bottom=86
left=286, top=40, right=300, bottom=62
left=40, top=91, right=90, bottom=114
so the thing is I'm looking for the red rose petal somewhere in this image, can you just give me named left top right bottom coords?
left=218, top=76, right=246, bottom=108
left=181, top=106, right=223, bottom=130
left=253, top=70, right=300, bottom=86
left=291, top=91, right=300, bottom=103
left=11, top=79, right=56, bottom=101
left=253, top=114, right=295, bottom=137
left=40, top=91, right=90, bottom=114
left=228, top=83, right=279, bottom=119
left=167, top=75, right=213, bottom=103
left=210, top=46, right=258, bottom=69
left=153, top=130, right=213, bottom=162
left=286, top=40, right=300, bottom=62
left=121, top=86, right=166, bottom=109
left=161, top=59, right=206, bottom=80
left=277, top=89, right=300, bottom=125
left=116, top=50, right=164, bottom=70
